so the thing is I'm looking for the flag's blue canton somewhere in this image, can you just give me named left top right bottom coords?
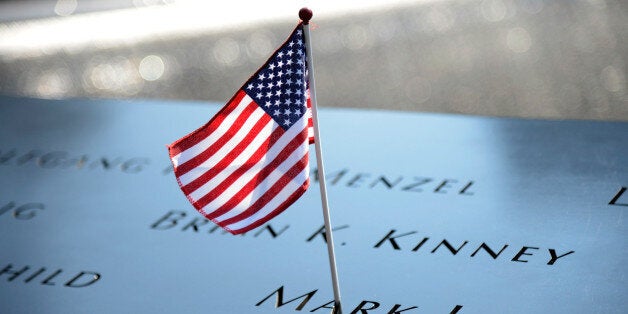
left=244, top=28, right=308, bottom=130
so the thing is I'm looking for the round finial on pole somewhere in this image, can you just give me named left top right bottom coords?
left=299, top=7, right=313, bottom=25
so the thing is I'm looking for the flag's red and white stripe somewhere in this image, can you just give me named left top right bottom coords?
left=168, top=91, right=310, bottom=234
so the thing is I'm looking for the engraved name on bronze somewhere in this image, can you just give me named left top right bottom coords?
left=374, top=229, right=575, bottom=266
left=150, top=211, right=575, bottom=266
left=0, top=264, right=101, bottom=288
left=0, top=148, right=149, bottom=174
left=256, top=285, right=463, bottom=313
left=162, top=165, right=477, bottom=197
left=312, top=168, right=476, bottom=196
left=150, top=210, right=290, bottom=238
left=150, top=210, right=354, bottom=245
left=2, top=148, right=477, bottom=199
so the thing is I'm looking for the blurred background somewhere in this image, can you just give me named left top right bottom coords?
left=0, top=0, right=626, bottom=120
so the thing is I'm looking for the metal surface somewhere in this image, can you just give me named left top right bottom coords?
left=0, top=95, right=627, bottom=313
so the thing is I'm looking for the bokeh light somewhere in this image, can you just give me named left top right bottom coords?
left=0, top=0, right=625, bottom=120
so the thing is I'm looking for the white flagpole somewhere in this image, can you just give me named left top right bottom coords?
left=300, top=8, right=342, bottom=314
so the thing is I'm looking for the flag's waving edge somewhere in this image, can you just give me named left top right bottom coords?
left=168, top=23, right=313, bottom=235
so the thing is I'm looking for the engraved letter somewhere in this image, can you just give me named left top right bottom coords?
left=75, top=155, right=89, bottom=169
left=41, top=269, right=63, bottom=286
left=387, top=304, right=418, bottom=313
left=0, top=149, right=16, bottom=165
left=14, top=203, right=44, bottom=220
left=431, top=239, right=468, bottom=255
left=38, top=151, right=68, bottom=169
left=470, top=243, right=509, bottom=259
left=0, top=202, right=14, bottom=217
left=351, top=301, right=380, bottom=314
left=312, top=168, right=348, bottom=185
left=121, top=158, right=150, bottom=174
left=181, top=217, right=209, bottom=232
left=65, top=271, right=101, bottom=288
left=411, top=237, right=430, bottom=252
left=547, top=249, right=575, bottom=265
left=347, top=173, right=371, bottom=188
left=254, top=224, right=290, bottom=238
left=374, top=230, right=417, bottom=250
left=17, top=150, right=42, bottom=166
left=309, top=300, right=336, bottom=312
left=256, top=286, right=318, bottom=311
left=162, top=165, right=174, bottom=175
left=459, top=181, right=475, bottom=195
left=0, top=264, right=29, bottom=281
left=24, top=268, right=46, bottom=283
left=150, top=211, right=187, bottom=230
left=609, top=187, right=628, bottom=206
left=90, top=157, right=123, bottom=171
left=434, top=179, right=458, bottom=193
left=307, top=225, right=350, bottom=243
left=369, top=176, right=403, bottom=189
left=511, top=246, right=539, bottom=263
left=401, top=177, right=433, bottom=192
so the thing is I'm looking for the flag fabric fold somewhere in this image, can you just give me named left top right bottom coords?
left=168, top=24, right=313, bottom=235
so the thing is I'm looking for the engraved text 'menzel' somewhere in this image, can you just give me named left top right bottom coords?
left=374, top=229, right=575, bottom=266
left=0, top=264, right=101, bottom=288
left=163, top=165, right=477, bottom=197
left=311, top=168, right=476, bottom=196
left=255, top=285, right=463, bottom=313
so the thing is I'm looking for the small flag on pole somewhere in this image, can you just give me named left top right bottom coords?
left=167, top=24, right=313, bottom=235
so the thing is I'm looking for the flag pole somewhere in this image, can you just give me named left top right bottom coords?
left=299, top=8, right=343, bottom=314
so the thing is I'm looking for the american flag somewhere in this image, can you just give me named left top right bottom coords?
left=168, top=24, right=313, bottom=235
